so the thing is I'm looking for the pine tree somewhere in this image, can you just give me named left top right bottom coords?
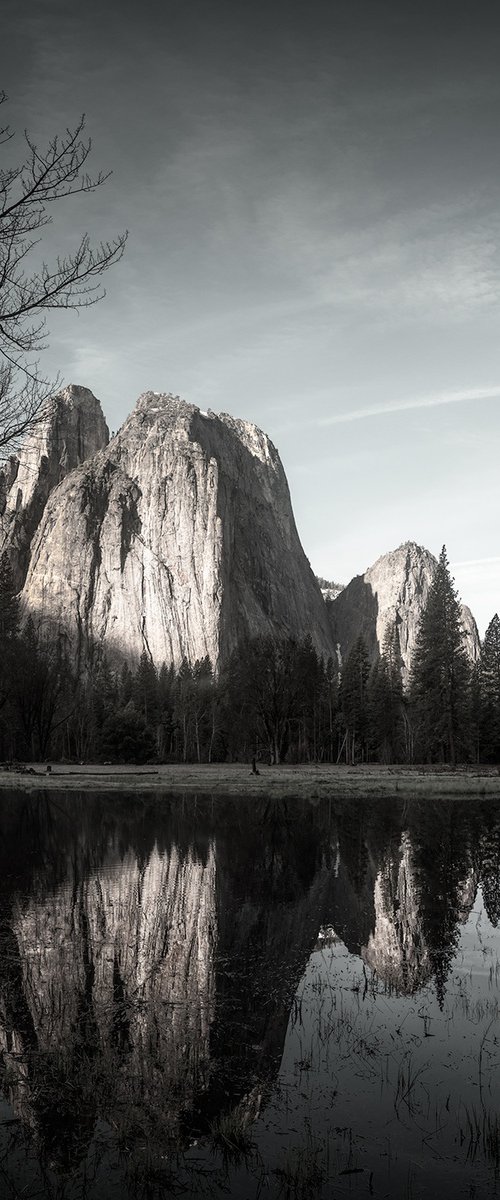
left=158, top=662, right=176, bottom=760
left=479, top=614, right=500, bottom=761
left=175, top=658, right=194, bottom=762
left=367, top=624, right=405, bottom=763
left=0, top=552, right=20, bottom=645
left=0, top=552, right=20, bottom=707
left=295, top=634, right=323, bottom=761
left=0, top=551, right=20, bottom=757
left=410, top=546, right=471, bottom=763
left=134, top=651, right=159, bottom=726
left=339, top=635, right=370, bottom=763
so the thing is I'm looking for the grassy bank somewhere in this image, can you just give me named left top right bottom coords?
left=0, top=762, right=499, bottom=797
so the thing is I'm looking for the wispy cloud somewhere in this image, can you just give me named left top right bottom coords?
left=318, top=386, right=500, bottom=426
left=452, top=556, right=500, bottom=567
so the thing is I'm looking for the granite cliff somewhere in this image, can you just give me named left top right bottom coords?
left=19, top=390, right=333, bottom=669
left=326, top=541, right=479, bottom=685
left=0, top=385, right=109, bottom=591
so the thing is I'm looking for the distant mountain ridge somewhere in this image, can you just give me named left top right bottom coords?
left=0, top=387, right=481, bottom=679
left=325, top=541, right=480, bottom=685
left=3, top=387, right=333, bottom=670
left=0, top=385, right=109, bottom=591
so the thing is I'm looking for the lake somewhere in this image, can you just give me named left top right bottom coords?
left=0, top=790, right=499, bottom=1198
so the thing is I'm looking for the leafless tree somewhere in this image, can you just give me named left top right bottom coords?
left=0, top=92, right=127, bottom=456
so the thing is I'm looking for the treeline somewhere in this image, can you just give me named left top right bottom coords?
left=0, top=547, right=499, bottom=765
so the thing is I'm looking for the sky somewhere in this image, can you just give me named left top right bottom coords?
left=1, top=0, right=500, bottom=635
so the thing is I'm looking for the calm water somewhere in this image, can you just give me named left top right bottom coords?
left=0, top=790, right=499, bottom=1199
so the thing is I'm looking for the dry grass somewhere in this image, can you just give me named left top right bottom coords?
left=1, top=761, right=499, bottom=797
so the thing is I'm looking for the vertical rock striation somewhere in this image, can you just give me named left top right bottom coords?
left=21, top=391, right=334, bottom=669
left=0, top=385, right=109, bottom=590
left=326, top=541, right=479, bottom=685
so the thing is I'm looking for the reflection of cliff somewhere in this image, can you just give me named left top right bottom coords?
left=0, top=794, right=338, bottom=1170
left=0, top=834, right=217, bottom=1163
left=0, top=790, right=493, bottom=1180
left=193, top=837, right=336, bottom=1131
left=320, top=804, right=479, bottom=1000
left=361, top=833, right=432, bottom=994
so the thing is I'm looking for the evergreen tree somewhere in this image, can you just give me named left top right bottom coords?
left=479, top=614, right=500, bottom=761
left=0, top=551, right=20, bottom=757
left=100, top=701, right=156, bottom=764
left=339, top=635, right=370, bottom=763
left=0, top=552, right=20, bottom=645
left=119, top=661, right=134, bottom=707
left=174, top=658, right=194, bottom=762
left=13, top=618, right=72, bottom=760
left=14, top=616, right=39, bottom=757
left=191, top=656, right=214, bottom=762
left=224, top=636, right=300, bottom=764
left=469, top=661, right=482, bottom=765
left=323, top=655, right=339, bottom=763
left=90, top=655, right=118, bottom=757
left=158, top=662, right=176, bottom=760
left=410, top=546, right=471, bottom=763
left=295, top=634, right=323, bottom=761
left=134, top=651, right=159, bottom=726
left=367, top=625, right=405, bottom=763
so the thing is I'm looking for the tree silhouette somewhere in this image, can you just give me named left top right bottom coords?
left=0, top=94, right=127, bottom=455
left=410, top=546, right=470, bottom=763
left=339, top=635, right=370, bottom=763
left=479, top=614, right=500, bottom=761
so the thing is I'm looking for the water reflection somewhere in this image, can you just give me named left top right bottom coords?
left=0, top=791, right=499, bottom=1197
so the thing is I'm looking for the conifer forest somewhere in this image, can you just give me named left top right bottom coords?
left=1, top=546, right=499, bottom=767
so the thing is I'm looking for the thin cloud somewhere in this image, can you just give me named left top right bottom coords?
left=318, top=386, right=500, bottom=426
left=452, top=556, right=500, bottom=569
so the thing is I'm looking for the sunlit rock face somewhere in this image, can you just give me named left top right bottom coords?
left=0, top=386, right=109, bottom=591
left=326, top=541, right=479, bottom=685
left=362, top=833, right=432, bottom=994
left=21, top=391, right=334, bottom=669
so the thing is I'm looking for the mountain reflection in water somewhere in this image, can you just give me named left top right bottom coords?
left=0, top=791, right=499, bottom=1199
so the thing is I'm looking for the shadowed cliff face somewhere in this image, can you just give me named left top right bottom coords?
left=327, top=541, right=480, bottom=684
left=0, top=386, right=109, bottom=591
left=20, top=392, right=334, bottom=669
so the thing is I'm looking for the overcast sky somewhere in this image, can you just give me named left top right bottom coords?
left=2, top=0, right=500, bottom=634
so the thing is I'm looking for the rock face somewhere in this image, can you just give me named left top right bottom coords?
left=326, top=541, right=479, bottom=686
left=21, top=391, right=334, bottom=669
left=0, top=385, right=109, bottom=591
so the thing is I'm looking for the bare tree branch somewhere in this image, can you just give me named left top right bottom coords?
left=0, top=93, right=128, bottom=456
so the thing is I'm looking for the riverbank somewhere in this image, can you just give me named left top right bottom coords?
left=1, top=762, right=499, bottom=797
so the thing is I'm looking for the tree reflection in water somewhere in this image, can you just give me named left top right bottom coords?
left=0, top=791, right=499, bottom=1198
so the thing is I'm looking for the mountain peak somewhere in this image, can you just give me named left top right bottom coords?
left=0, top=385, right=109, bottom=590
left=328, top=541, right=479, bottom=683
left=18, top=390, right=333, bottom=670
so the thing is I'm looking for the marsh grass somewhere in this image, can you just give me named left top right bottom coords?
left=272, top=1124, right=328, bottom=1199
left=2, top=761, right=500, bottom=797
left=461, top=1105, right=500, bottom=1168
left=208, top=1109, right=257, bottom=1163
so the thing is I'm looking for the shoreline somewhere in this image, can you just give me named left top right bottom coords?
left=0, top=762, right=499, bottom=797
